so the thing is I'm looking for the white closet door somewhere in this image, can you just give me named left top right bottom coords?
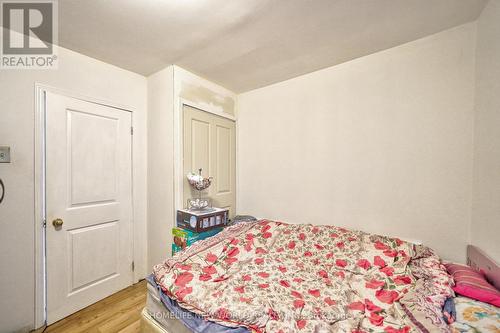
left=183, top=105, right=236, bottom=217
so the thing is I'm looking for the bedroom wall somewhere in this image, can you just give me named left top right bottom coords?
left=236, top=23, right=476, bottom=263
left=147, top=66, right=175, bottom=269
left=0, top=42, right=147, bottom=332
left=471, top=1, right=500, bottom=263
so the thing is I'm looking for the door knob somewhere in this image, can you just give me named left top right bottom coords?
left=52, top=218, right=64, bottom=228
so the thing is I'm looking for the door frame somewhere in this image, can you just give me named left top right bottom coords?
left=34, top=83, right=142, bottom=328
left=173, top=98, right=236, bottom=215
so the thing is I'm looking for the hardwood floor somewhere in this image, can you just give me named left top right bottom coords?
left=39, top=280, right=147, bottom=333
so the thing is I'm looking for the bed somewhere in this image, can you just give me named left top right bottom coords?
left=142, top=220, right=499, bottom=332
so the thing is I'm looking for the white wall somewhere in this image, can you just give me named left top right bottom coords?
left=147, top=66, right=174, bottom=269
left=472, top=1, right=500, bottom=263
left=147, top=65, right=236, bottom=269
left=237, top=23, right=476, bottom=263
left=0, top=43, right=147, bottom=332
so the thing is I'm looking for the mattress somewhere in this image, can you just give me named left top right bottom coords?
left=146, top=275, right=192, bottom=333
left=143, top=291, right=500, bottom=333
left=146, top=274, right=249, bottom=333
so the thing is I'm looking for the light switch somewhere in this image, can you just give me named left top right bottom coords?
left=0, top=146, right=11, bottom=163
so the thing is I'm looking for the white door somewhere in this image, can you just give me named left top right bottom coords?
left=183, top=105, right=236, bottom=217
left=45, top=92, right=134, bottom=324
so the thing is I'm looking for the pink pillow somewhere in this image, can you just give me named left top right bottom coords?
left=445, top=263, right=500, bottom=307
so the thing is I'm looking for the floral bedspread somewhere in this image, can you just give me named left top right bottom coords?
left=451, top=296, right=500, bottom=333
left=153, top=220, right=454, bottom=333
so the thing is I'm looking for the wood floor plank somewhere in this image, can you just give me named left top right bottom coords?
left=117, top=320, right=140, bottom=333
left=42, top=280, right=147, bottom=333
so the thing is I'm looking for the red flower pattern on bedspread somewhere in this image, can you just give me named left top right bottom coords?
left=153, top=220, right=453, bottom=332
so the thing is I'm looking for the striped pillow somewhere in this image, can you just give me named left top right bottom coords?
left=445, top=263, right=500, bottom=307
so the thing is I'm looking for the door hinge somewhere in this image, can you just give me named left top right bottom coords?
left=130, top=126, right=134, bottom=135
left=131, top=261, right=135, bottom=271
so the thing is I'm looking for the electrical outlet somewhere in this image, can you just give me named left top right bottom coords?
left=0, top=146, right=11, bottom=163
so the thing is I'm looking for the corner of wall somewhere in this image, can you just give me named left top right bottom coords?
left=146, top=65, right=175, bottom=270
left=467, top=19, right=479, bottom=250
left=173, top=65, right=237, bottom=116
left=469, top=0, right=500, bottom=262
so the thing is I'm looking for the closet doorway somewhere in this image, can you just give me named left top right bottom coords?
left=182, top=105, right=236, bottom=217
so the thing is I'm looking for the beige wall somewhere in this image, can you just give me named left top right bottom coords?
left=0, top=43, right=147, bottom=332
left=237, top=23, right=476, bottom=263
left=147, top=66, right=175, bottom=269
left=471, top=1, right=500, bottom=263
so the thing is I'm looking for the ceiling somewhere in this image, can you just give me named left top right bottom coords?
left=58, top=0, right=487, bottom=92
